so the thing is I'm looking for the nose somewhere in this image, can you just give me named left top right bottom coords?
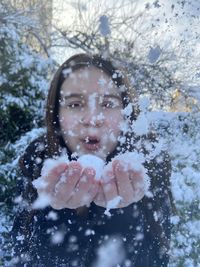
left=80, top=110, right=104, bottom=127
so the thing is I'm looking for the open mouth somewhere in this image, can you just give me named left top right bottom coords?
left=81, top=136, right=100, bottom=151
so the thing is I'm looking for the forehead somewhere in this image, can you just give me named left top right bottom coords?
left=60, top=66, right=119, bottom=96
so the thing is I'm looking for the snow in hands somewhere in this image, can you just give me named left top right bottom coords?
left=32, top=153, right=150, bottom=212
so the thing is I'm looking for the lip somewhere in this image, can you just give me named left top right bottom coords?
left=80, top=136, right=101, bottom=151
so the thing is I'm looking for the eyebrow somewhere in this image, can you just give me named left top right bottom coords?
left=62, top=93, right=84, bottom=100
left=62, top=93, right=121, bottom=100
left=103, top=94, right=122, bottom=100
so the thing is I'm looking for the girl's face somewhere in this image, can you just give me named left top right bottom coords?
left=59, top=66, right=124, bottom=160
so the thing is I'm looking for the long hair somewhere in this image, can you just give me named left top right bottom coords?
left=45, top=53, right=139, bottom=159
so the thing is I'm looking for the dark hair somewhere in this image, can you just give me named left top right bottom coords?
left=45, top=53, right=139, bottom=159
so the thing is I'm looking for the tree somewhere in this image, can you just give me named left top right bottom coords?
left=0, top=2, right=53, bottom=206
left=0, top=2, right=55, bottom=264
left=50, top=0, right=199, bottom=108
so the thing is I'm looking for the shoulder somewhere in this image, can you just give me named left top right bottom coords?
left=19, top=135, right=47, bottom=180
left=143, top=149, right=172, bottom=210
left=145, top=151, right=171, bottom=184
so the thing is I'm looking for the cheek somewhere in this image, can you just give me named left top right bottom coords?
left=59, top=113, right=79, bottom=131
left=106, top=112, right=124, bottom=132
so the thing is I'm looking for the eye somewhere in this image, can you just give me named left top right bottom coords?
left=66, top=101, right=84, bottom=109
left=67, top=102, right=83, bottom=108
left=101, top=101, right=114, bottom=108
left=101, top=98, right=121, bottom=109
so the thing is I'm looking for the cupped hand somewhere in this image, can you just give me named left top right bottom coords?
left=35, top=161, right=100, bottom=210
left=94, top=160, right=146, bottom=209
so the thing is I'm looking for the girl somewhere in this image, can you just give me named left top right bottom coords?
left=11, top=54, right=172, bottom=267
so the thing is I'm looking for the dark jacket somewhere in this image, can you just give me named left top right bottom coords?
left=11, top=136, right=172, bottom=267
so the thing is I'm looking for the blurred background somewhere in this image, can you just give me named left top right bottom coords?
left=0, top=1, right=200, bottom=266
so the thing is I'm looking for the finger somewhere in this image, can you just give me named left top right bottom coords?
left=129, top=171, right=145, bottom=202
left=82, top=168, right=100, bottom=203
left=113, top=160, right=135, bottom=207
left=94, top=184, right=107, bottom=208
left=67, top=167, right=96, bottom=208
left=41, top=163, right=68, bottom=194
left=130, top=170, right=144, bottom=188
left=102, top=179, right=118, bottom=206
left=87, top=181, right=100, bottom=203
left=52, top=162, right=82, bottom=209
